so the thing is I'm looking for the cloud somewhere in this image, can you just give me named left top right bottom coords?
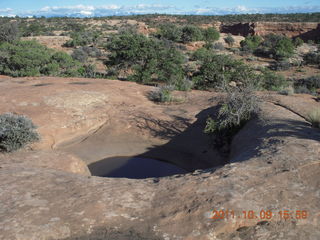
left=187, top=5, right=320, bottom=15
left=8, top=4, right=175, bottom=17
left=0, top=8, right=15, bottom=17
left=2, top=4, right=320, bottom=17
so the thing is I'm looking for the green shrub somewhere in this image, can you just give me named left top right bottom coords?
left=192, top=53, right=260, bottom=90
left=175, top=78, right=194, bottom=91
left=64, top=31, right=100, bottom=47
left=148, top=85, right=174, bottom=102
left=293, top=37, right=304, bottom=47
left=106, top=32, right=184, bottom=85
left=0, top=22, right=19, bottom=43
left=274, top=38, right=295, bottom=60
left=203, top=27, right=220, bottom=42
left=304, top=52, right=320, bottom=65
left=261, top=70, right=288, bottom=91
left=294, top=75, right=320, bottom=93
left=212, top=42, right=225, bottom=51
left=269, top=60, right=292, bottom=71
left=224, top=34, right=235, bottom=47
left=307, top=109, right=320, bottom=128
left=81, top=46, right=102, bottom=58
left=20, top=22, right=50, bottom=37
left=204, top=85, right=258, bottom=148
left=78, top=64, right=97, bottom=78
left=72, top=48, right=88, bottom=63
left=294, top=85, right=312, bottom=94
left=0, top=113, right=39, bottom=152
left=240, top=35, right=263, bottom=52
left=191, top=47, right=212, bottom=61
left=0, top=40, right=82, bottom=77
left=256, top=34, right=295, bottom=60
left=278, top=86, right=295, bottom=95
left=156, top=23, right=182, bottom=42
left=181, top=25, right=203, bottom=43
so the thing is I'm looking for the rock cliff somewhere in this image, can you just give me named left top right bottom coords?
left=220, top=22, right=320, bottom=41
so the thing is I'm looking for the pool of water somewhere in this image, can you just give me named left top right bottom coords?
left=88, top=156, right=188, bottom=179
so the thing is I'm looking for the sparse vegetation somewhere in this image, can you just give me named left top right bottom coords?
left=205, top=84, right=259, bottom=149
left=0, top=113, right=39, bottom=152
left=224, top=34, right=235, bottom=47
left=148, top=85, right=174, bottom=102
left=307, top=109, right=320, bottom=128
left=294, top=75, right=320, bottom=94
left=261, top=70, right=289, bottom=91
left=64, top=31, right=101, bottom=47
left=293, top=37, right=304, bottom=47
left=304, top=52, right=320, bottom=66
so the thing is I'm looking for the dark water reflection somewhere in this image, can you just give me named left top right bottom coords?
left=88, top=156, right=188, bottom=179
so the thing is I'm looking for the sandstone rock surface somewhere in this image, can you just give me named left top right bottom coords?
left=0, top=77, right=319, bottom=240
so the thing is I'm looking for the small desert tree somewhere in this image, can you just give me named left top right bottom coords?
left=106, top=32, right=185, bottom=85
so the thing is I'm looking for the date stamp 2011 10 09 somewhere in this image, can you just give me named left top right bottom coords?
left=210, top=210, right=308, bottom=220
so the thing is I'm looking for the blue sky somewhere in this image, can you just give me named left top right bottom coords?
left=1, top=0, right=320, bottom=17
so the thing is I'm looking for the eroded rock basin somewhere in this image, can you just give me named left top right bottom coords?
left=0, top=76, right=320, bottom=240
left=89, top=156, right=188, bottom=178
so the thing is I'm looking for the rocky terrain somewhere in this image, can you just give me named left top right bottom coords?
left=220, top=22, right=320, bottom=41
left=0, top=76, right=319, bottom=239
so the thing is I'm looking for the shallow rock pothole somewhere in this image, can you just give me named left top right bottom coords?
left=88, top=156, right=188, bottom=179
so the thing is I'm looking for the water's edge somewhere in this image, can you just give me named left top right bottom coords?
left=88, top=156, right=188, bottom=179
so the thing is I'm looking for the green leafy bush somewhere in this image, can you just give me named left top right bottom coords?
left=191, top=47, right=212, bottom=61
left=256, top=34, right=295, bottom=60
left=261, top=70, right=288, bottom=91
left=0, top=113, right=39, bottom=152
left=156, top=24, right=182, bottom=42
left=181, top=25, right=203, bottom=43
left=192, top=53, right=260, bottom=90
left=203, top=27, right=220, bottom=42
left=274, top=38, right=295, bottom=60
left=106, top=32, right=185, bottom=85
left=0, top=40, right=82, bottom=77
left=155, top=25, right=217, bottom=44
left=240, top=35, right=263, bottom=52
